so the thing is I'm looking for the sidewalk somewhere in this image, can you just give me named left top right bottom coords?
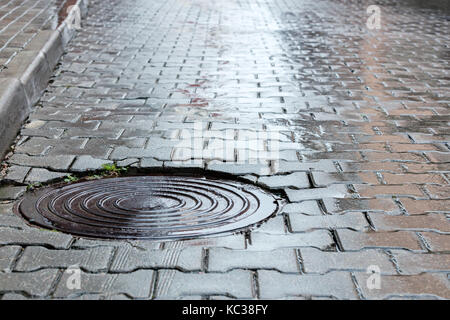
left=0, top=0, right=88, bottom=161
left=0, top=0, right=62, bottom=71
left=0, top=0, right=449, bottom=299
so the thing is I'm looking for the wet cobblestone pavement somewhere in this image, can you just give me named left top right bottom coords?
left=0, top=0, right=449, bottom=299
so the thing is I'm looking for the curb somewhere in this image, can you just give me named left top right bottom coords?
left=0, top=0, right=90, bottom=161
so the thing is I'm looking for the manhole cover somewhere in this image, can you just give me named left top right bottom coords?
left=15, top=175, right=281, bottom=240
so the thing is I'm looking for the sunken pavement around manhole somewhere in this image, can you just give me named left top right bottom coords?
left=0, top=0, right=449, bottom=300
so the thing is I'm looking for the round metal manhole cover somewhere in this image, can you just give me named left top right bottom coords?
left=15, top=175, right=281, bottom=240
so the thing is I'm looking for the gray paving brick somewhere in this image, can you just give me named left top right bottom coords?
left=274, top=160, right=337, bottom=174
left=0, top=270, right=59, bottom=297
left=110, top=247, right=203, bottom=272
left=0, top=227, right=73, bottom=249
left=70, top=155, right=112, bottom=172
left=258, top=271, right=358, bottom=299
left=368, top=213, right=450, bottom=233
left=8, top=154, right=75, bottom=171
left=0, top=213, right=31, bottom=228
left=311, top=172, right=379, bottom=187
left=109, top=146, right=172, bottom=161
left=15, top=246, right=114, bottom=272
left=140, top=157, right=164, bottom=168
left=0, top=186, right=26, bottom=200
left=289, top=212, right=369, bottom=232
left=4, top=166, right=31, bottom=184
left=249, top=230, right=334, bottom=251
left=155, top=270, right=254, bottom=299
left=54, top=270, right=154, bottom=298
left=300, top=248, right=396, bottom=274
left=420, top=232, right=450, bottom=252
left=0, top=246, right=21, bottom=271
left=322, top=198, right=400, bottom=214
left=208, top=248, right=299, bottom=273
left=282, top=201, right=323, bottom=216
left=183, top=234, right=247, bottom=250
left=68, top=293, right=132, bottom=300
left=285, top=185, right=350, bottom=202
left=354, top=273, right=450, bottom=300
left=0, top=202, right=14, bottom=215
left=258, top=172, right=310, bottom=189
left=72, top=239, right=161, bottom=250
left=255, top=216, right=287, bottom=234
left=25, top=168, right=67, bottom=183
left=1, top=293, right=29, bottom=300
left=337, top=230, right=423, bottom=251
left=207, top=162, right=271, bottom=176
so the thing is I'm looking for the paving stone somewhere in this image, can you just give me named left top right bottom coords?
left=0, top=270, right=59, bottom=297
left=282, top=201, right=323, bottom=216
left=400, top=199, right=450, bottom=215
left=70, top=156, right=112, bottom=172
left=1, top=293, right=29, bottom=300
left=311, top=172, right=379, bottom=187
left=110, top=247, right=203, bottom=272
left=164, top=160, right=204, bottom=169
left=369, top=213, right=450, bottom=233
left=72, top=239, right=161, bottom=250
left=183, top=234, right=247, bottom=250
left=258, top=271, right=358, bottom=299
left=300, top=248, right=396, bottom=274
left=155, top=270, right=253, bottom=299
left=0, top=246, right=21, bottom=271
left=274, top=160, right=337, bottom=174
left=355, top=185, right=425, bottom=198
left=207, top=162, right=271, bottom=176
left=426, top=185, right=450, bottom=200
left=0, top=203, right=14, bottom=215
left=322, top=198, right=400, bottom=214
left=0, top=227, right=73, bottom=249
left=337, top=230, right=423, bottom=251
left=0, top=212, right=27, bottom=229
left=0, top=0, right=65, bottom=78
left=289, top=213, right=369, bottom=232
left=15, top=247, right=114, bottom=272
left=25, top=168, right=67, bottom=183
left=258, top=172, right=310, bottom=189
left=391, top=250, right=450, bottom=275
left=255, top=215, right=287, bottom=234
left=420, top=232, right=450, bottom=252
left=8, top=154, right=75, bottom=171
left=109, top=147, right=172, bottom=161
left=249, top=230, right=334, bottom=251
left=116, top=158, right=139, bottom=167
left=54, top=270, right=154, bottom=298
left=0, top=186, right=26, bottom=200
left=424, top=152, right=450, bottom=163
left=140, top=158, right=165, bottom=168
left=354, top=273, right=450, bottom=300
left=382, top=173, right=447, bottom=185
left=4, top=166, right=30, bottom=183
left=285, top=185, right=349, bottom=202
left=208, top=248, right=299, bottom=273
left=69, top=293, right=132, bottom=300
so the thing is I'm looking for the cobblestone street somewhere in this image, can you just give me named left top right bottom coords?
left=0, top=0, right=449, bottom=299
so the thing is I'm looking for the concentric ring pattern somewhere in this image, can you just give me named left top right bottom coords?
left=15, top=175, right=281, bottom=240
